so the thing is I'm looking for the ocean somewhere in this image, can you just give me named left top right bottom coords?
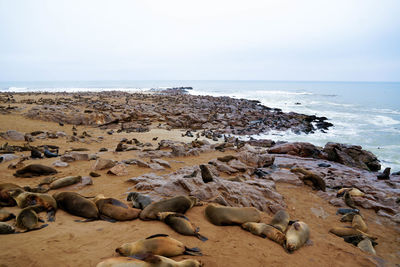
left=1, top=80, right=399, bottom=172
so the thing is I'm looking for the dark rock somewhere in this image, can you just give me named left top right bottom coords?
left=89, top=172, right=101, bottom=177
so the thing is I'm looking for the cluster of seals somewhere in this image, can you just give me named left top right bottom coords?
left=116, top=234, right=202, bottom=257
left=330, top=206, right=377, bottom=255
left=96, top=254, right=202, bottom=267
left=205, top=203, right=260, bottom=226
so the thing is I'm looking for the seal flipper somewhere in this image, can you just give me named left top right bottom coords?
left=47, top=210, right=56, bottom=222
left=109, top=198, right=128, bottom=209
left=184, top=246, right=202, bottom=256
left=167, top=213, right=190, bottom=221
left=130, top=253, right=161, bottom=264
left=74, top=218, right=97, bottom=223
left=196, top=233, right=208, bottom=242
left=99, top=214, right=116, bottom=223
left=21, top=223, right=49, bottom=233
left=146, top=234, right=169, bottom=239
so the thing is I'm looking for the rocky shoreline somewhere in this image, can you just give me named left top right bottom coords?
left=0, top=90, right=398, bottom=266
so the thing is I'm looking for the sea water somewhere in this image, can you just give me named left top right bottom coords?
left=1, top=80, right=399, bottom=172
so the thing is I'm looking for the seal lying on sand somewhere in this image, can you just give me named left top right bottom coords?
left=205, top=203, right=260, bottom=226
left=96, top=254, right=202, bottom=267
left=94, top=194, right=141, bottom=221
left=0, top=210, right=15, bottom=221
left=158, top=212, right=208, bottom=241
left=16, top=207, right=48, bottom=231
left=140, top=196, right=197, bottom=220
left=0, top=183, right=23, bottom=206
left=284, top=221, right=310, bottom=252
left=0, top=222, right=16, bottom=234
left=53, top=191, right=99, bottom=219
left=241, top=222, right=286, bottom=245
left=270, top=210, right=290, bottom=232
left=14, top=164, right=57, bottom=178
left=116, top=234, right=202, bottom=257
left=47, top=176, right=82, bottom=190
left=127, top=192, right=152, bottom=209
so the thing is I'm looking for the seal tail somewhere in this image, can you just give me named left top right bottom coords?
left=184, top=246, right=202, bottom=256
left=196, top=233, right=208, bottom=242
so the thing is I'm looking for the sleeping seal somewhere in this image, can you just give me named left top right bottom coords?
left=116, top=234, right=202, bottom=257
left=94, top=195, right=141, bottom=221
left=16, top=207, right=48, bottom=231
left=270, top=210, right=290, bottom=232
left=284, top=221, right=310, bottom=252
left=96, top=254, right=202, bottom=267
left=0, top=183, right=23, bottom=206
left=53, top=191, right=99, bottom=219
left=14, top=164, right=57, bottom=178
left=0, top=222, right=15, bottom=234
left=158, top=212, right=208, bottom=241
left=241, top=222, right=286, bottom=245
left=127, top=192, right=152, bottom=209
left=205, top=203, right=260, bottom=226
left=140, top=196, right=197, bottom=220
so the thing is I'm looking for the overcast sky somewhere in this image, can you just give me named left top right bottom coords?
left=0, top=0, right=399, bottom=81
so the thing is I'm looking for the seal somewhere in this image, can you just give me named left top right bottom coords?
left=352, top=214, right=368, bottom=232
left=0, top=183, right=23, bottom=206
left=241, top=222, right=286, bottom=245
left=344, top=191, right=357, bottom=209
left=127, top=192, right=152, bottom=210
left=337, top=188, right=365, bottom=198
left=290, top=168, right=326, bottom=191
left=329, top=227, right=376, bottom=239
left=0, top=210, right=15, bottom=221
left=340, top=212, right=359, bottom=222
left=0, top=222, right=15, bottom=234
left=284, top=221, right=310, bottom=252
left=115, top=234, right=202, bottom=257
left=14, top=164, right=57, bottom=178
left=336, top=208, right=359, bottom=215
left=158, top=212, right=208, bottom=241
left=53, top=191, right=99, bottom=219
left=343, top=235, right=378, bottom=247
left=357, top=238, right=376, bottom=255
left=205, top=203, right=260, bottom=226
left=140, top=195, right=197, bottom=220
left=96, top=254, right=202, bottom=267
left=16, top=206, right=48, bottom=231
left=48, top=176, right=82, bottom=190
left=94, top=195, right=141, bottom=221
left=270, top=210, right=290, bottom=232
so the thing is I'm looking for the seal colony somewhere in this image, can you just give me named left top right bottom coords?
left=0, top=89, right=399, bottom=266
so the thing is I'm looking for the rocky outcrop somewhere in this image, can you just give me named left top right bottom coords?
left=268, top=142, right=322, bottom=159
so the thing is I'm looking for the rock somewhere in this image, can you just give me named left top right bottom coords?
left=150, top=158, right=171, bottom=168
left=80, top=176, right=93, bottom=186
left=0, top=154, right=19, bottom=163
left=52, top=161, right=69, bottom=167
left=60, top=152, right=89, bottom=162
left=237, top=150, right=275, bottom=168
left=99, top=148, right=108, bottom=152
left=107, top=164, right=128, bottom=176
left=200, top=164, right=214, bottom=183
left=268, top=142, right=321, bottom=158
left=217, top=155, right=238, bottom=162
left=149, top=163, right=165, bottom=171
left=0, top=130, right=25, bottom=141
left=377, top=167, right=390, bottom=180
left=310, top=207, right=329, bottom=219
left=208, top=159, right=238, bottom=174
left=93, top=158, right=116, bottom=170
left=323, top=142, right=381, bottom=171
left=228, top=159, right=249, bottom=172
left=136, top=159, right=150, bottom=168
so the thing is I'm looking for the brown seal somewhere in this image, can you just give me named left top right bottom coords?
left=139, top=195, right=197, bottom=220
left=16, top=207, right=48, bottom=231
left=352, top=214, right=368, bottom=232
left=53, top=191, right=99, bottom=219
left=115, top=234, right=202, bottom=257
left=205, top=203, right=260, bottom=226
left=285, top=221, right=310, bottom=252
left=329, top=227, right=376, bottom=240
left=14, top=164, right=57, bottom=178
left=290, top=168, right=326, bottom=191
left=0, top=222, right=15, bottom=234
left=96, top=254, right=202, bottom=267
left=0, top=183, right=23, bottom=206
left=270, top=210, right=290, bottom=232
left=357, top=238, right=376, bottom=255
left=94, top=194, right=140, bottom=221
left=158, top=212, right=208, bottom=241
left=48, top=176, right=82, bottom=190
left=0, top=210, right=15, bottom=221
left=344, top=191, right=357, bottom=209
left=241, top=222, right=286, bottom=245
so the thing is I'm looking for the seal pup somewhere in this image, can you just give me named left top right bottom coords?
left=0, top=210, right=15, bottom=221
left=340, top=212, right=359, bottom=222
left=0, top=222, right=15, bottom=234
left=241, top=222, right=286, bottom=245
left=53, top=191, right=99, bottom=219
left=270, top=210, right=290, bottom=232
left=290, top=168, right=326, bottom=191
left=336, top=208, right=359, bottom=215
left=140, top=196, right=197, bottom=220
left=158, top=212, right=208, bottom=241
left=48, top=176, right=82, bottom=190
left=329, top=227, right=376, bottom=239
left=337, top=188, right=365, bottom=198
left=205, top=203, right=261, bottom=226
left=14, top=164, right=57, bottom=178
left=199, top=164, right=213, bottom=183
left=43, top=146, right=59, bottom=158
left=94, top=195, right=141, bottom=221
left=96, top=254, right=202, bottom=267
left=16, top=207, right=48, bottom=231
left=0, top=183, right=23, bottom=206
left=344, top=191, right=357, bottom=209
left=115, top=234, right=202, bottom=257
left=284, top=221, right=310, bottom=252
left=127, top=192, right=152, bottom=210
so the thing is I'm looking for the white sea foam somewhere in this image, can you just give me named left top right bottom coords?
left=370, top=115, right=400, bottom=126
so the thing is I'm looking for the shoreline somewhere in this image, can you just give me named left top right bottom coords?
left=0, top=90, right=399, bottom=266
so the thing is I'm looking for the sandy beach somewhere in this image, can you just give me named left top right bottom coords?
left=0, top=90, right=399, bottom=267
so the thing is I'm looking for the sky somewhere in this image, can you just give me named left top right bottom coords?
left=0, top=0, right=399, bottom=81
